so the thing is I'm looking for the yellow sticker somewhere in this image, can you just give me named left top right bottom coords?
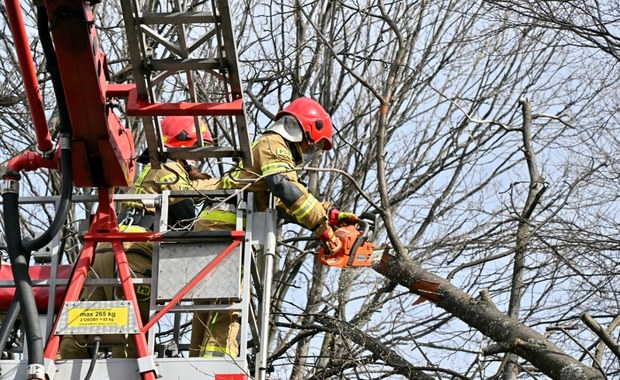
left=67, top=307, right=129, bottom=327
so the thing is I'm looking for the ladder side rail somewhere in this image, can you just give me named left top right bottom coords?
left=254, top=196, right=278, bottom=380
left=119, top=0, right=163, bottom=168
left=44, top=197, right=64, bottom=339
left=147, top=189, right=168, bottom=354
left=171, top=0, right=204, bottom=147
left=121, top=0, right=253, bottom=167
left=43, top=228, right=95, bottom=361
left=111, top=238, right=157, bottom=379
left=238, top=192, right=253, bottom=363
left=215, top=0, right=252, bottom=167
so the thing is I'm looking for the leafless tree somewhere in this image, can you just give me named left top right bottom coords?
left=239, top=1, right=620, bottom=379
left=484, top=0, right=620, bottom=62
left=1, top=0, right=620, bottom=379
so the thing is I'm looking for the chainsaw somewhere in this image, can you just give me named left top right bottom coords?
left=318, top=214, right=389, bottom=268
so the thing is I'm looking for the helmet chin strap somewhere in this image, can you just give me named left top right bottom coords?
left=302, top=140, right=324, bottom=163
left=303, top=151, right=317, bottom=163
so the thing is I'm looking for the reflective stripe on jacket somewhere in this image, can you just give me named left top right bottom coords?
left=191, top=133, right=328, bottom=233
left=122, top=160, right=194, bottom=213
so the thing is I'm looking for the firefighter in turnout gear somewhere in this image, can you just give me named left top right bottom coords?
left=58, top=116, right=214, bottom=359
left=190, top=97, right=357, bottom=358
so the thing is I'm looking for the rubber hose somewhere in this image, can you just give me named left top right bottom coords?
left=37, top=6, right=71, bottom=135
left=3, top=192, right=44, bottom=365
left=21, top=8, right=74, bottom=253
left=0, top=300, right=20, bottom=355
left=22, top=7, right=74, bottom=252
left=83, top=337, right=101, bottom=380
left=22, top=136, right=73, bottom=252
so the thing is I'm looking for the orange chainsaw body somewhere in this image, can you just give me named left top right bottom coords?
left=318, top=224, right=376, bottom=267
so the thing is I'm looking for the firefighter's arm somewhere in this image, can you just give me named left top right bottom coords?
left=187, top=177, right=222, bottom=191
left=267, top=175, right=328, bottom=232
left=257, top=135, right=328, bottom=232
left=158, top=162, right=221, bottom=208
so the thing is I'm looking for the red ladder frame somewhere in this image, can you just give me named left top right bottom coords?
left=43, top=188, right=244, bottom=380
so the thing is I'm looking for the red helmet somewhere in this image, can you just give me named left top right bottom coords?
left=161, top=116, right=213, bottom=148
left=275, top=97, right=333, bottom=150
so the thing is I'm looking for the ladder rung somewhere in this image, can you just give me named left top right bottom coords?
left=154, top=303, right=243, bottom=312
left=106, top=83, right=134, bottom=97
left=162, top=230, right=244, bottom=242
left=149, top=58, right=221, bottom=71
left=141, top=11, right=218, bottom=24
left=126, top=90, right=244, bottom=116
left=165, top=146, right=241, bottom=160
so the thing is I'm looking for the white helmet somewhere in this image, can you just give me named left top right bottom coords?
left=266, top=115, right=303, bottom=142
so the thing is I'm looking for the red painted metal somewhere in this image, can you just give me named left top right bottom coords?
left=106, top=83, right=135, bottom=98
left=108, top=84, right=244, bottom=117
left=215, top=375, right=247, bottom=380
left=84, top=231, right=163, bottom=243
left=4, top=0, right=53, bottom=153
left=43, top=0, right=134, bottom=187
left=141, top=237, right=242, bottom=332
left=111, top=240, right=155, bottom=379
left=126, top=87, right=244, bottom=116
left=0, top=264, right=72, bottom=313
left=43, top=189, right=156, bottom=379
left=43, top=189, right=116, bottom=360
left=43, top=239, right=97, bottom=360
left=84, top=230, right=243, bottom=243
left=230, top=230, right=244, bottom=238
left=5, top=151, right=59, bottom=174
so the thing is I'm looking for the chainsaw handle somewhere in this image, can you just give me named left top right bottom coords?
left=355, top=218, right=369, bottom=237
left=359, top=211, right=377, bottom=239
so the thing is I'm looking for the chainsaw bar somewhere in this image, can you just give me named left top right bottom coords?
left=371, top=245, right=395, bottom=263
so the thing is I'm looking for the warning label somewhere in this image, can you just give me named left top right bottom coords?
left=67, top=307, right=129, bottom=327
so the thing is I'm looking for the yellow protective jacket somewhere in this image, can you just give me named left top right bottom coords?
left=123, top=160, right=194, bottom=211
left=121, top=160, right=205, bottom=230
left=191, top=133, right=329, bottom=234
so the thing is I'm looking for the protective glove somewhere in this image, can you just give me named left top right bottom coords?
left=189, top=171, right=212, bottom=180
left=187, top=166, right=212, bottom=180
left=328, top=208, right=358, bottom=227
left=319, top=226, right=343, bottom=256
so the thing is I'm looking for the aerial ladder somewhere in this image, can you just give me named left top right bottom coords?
left=0, top=0, right=275, bottom=379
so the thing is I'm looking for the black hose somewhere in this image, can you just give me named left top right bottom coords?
left=0, top=300, right=20, bottom=355
left=37, top=6, right=71, bottom=135
left=2, top=191, right=44, bottom=366
left=22, top=9, right=74, bottom=252
left=0, top=6, right=76, bottom=373
left=1, top=142, right=72, bottom=371
left=22, top=135, right=73, bottom=252
left=22, top=7, right=73, bottom=251
left=83, top=336, right=100, bottom=380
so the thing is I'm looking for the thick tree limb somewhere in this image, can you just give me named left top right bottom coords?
left=581, top=313, right=620, bottom=362
left=372, top=253, right=604, bottom=380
